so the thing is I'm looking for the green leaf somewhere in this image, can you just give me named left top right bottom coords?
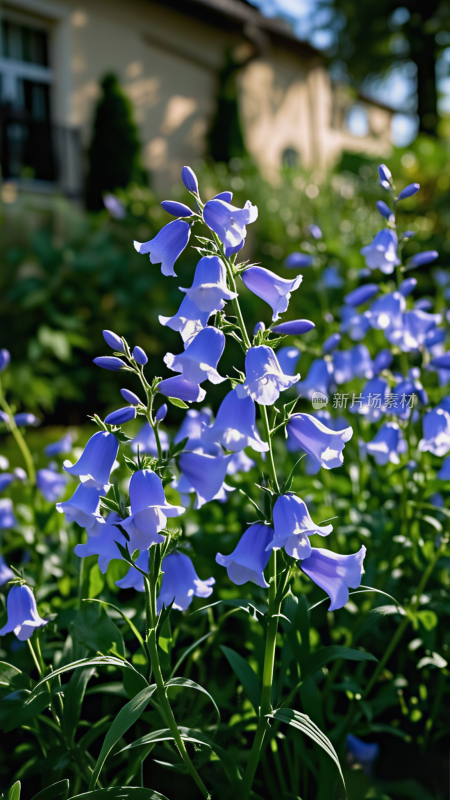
left=100, top=497, right=122, bottom=514
left=86, top=599, right=144, bottom=648
left=416, top=610, right=438, bottom=631
left=355, top=605, right=404, bottom=640
left=71, top=790, right=168, bottom=800
left=302, top=645, right=377, bottom=682
left=166, top=677, right=220, bottom=725
left=31, top=779, right=69, bottom=800
left=89, top=563, right=105, bottom=598
left=89, top=684, right=157, bottom=789
left=269, top=709, right=345, bottom=789
left=62, top=667, right=95, bottom=745
left=33, top=656, right=143, bottom=692
left=167, top=397, right=188, bottom=409
left=219, top=645, right=261, bottom=713
left=0, top=688, right=50, bottom=732
left=0, top=662, right=31, bottom=691
left=7, top=782, right=21, bottom=800
left=72, top=603, right=125, bottom=657
left=168, top=437, right=189, bottom=458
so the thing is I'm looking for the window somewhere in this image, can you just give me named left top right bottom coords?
left=0, top=16, right=55, bottom=181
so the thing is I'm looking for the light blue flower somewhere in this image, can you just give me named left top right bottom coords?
left=340, top=306, right=371, bottom=341
left=44, top=434, right=74, bottom=457
left=158, top=376, right=206, bottom=404
left=236, top=345, right=299, bottom=405
left=365, top=422, right=407, bottom=465
left=157, top=552, right=215, bottom=612
left=216, top=523, right=273, bottom=588
left=287, top=413, right=353, bottom=470
left=387, top=309, right=441, bottom=352
left=203, top=198, right=257, bottom=251
left=350, top=376, right=389, bottom=423
left=0, top=555, right=14, bottom=586
left=175, top=408, right=213, bottom=446
left=0, top=473, right=15, bottom=492
left=373, top=349, right=393, bottom=374
left=74, top=513, right=126, bottom=573
left=201, top=388, right=268, bottom=453
left=360, top=229, right=400, bottom=274
left=367, top=291, right=405, bottom=332
left=268, top=494, right=332, bottom=560
left=296, top=359, right=333, bottom=399
left=121, top=469, right=184, bottom=552
left=333, top=345, right=373, bottom=385
left=301, top=545, right=366, bottom=611
left=160, top=295, right=211, bottom=346
left=0, top=499, right=16, bottom=529
left=134, top=219, right=191, bottom=277
left=344, top=284, right=379, bottom=307
left=272, top=319, right=315, bottom=335
left=181, top=166, right=198, bottom=194
left=103, top=330, right=125, bottom=352
left=346, top=734, right=379, bottom=777
left=164, top=327, right=226, bottom=385
left=93, top=357, right=126, bottom=371
left=419, top=407, right=450, bottom=457
left=276, top=346, right=300, bottom=376
left=36, top=468, right=69, bottom=502
left=241, top=267, right=302, bottom=321
left=131, top=423, right=169, bottom=456
left=105, top=407, right=137, bottom=426
left=0, top=584, right=48, bottom=640
left=0, top=350, right=10, bottom=372
left=116, top=550, right=149, bottom=592
left=178, top=452, right=233, bottom=508
left=64, top=431, right=118, bottom=489
left=179, top=255, right=237, bottom=315
left=284, top=253, right=314, bottom=269
left=56, top=483, right=104, bottom=532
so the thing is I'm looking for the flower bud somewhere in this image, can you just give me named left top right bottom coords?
left=284, top=252, right=314, bottom=269
left=253, top=321, right=265, bottom=335
left=105, top=406, right=137, bottom=425
left=120, top=388, right=141, bottom=406
left=0, top=350, right=10, bottom=372
left=93, top=356, right=125, bottom=371
left=181, top=166, right=198, bottom=194
left=155, top=404, right=168, bottom=422
left=408, top=251, right=438, bottom=267
left=103, top=330, right=125, bottom=352
left=397, top=183, right=420, bottom=200
left=133, top=346, right=148, bottom=365
left=161, top=200, right=193, bottom=218
left=376, top=200, right=392, bottom=219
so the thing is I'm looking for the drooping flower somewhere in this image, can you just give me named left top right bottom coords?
left=175, top=408, right=213, bottom=446
left=340, top=306, right=370, bottom=341
left=164, top=327, right=226, bottom=385
left=236, top=346, right=299, bottom=405
left=0, top=555, right=14, bottom=586
left=333, top=345, right=373, bottom=385
left=360, top=229, right=400, bottom=274
left=203, top=198, right=257, bottom=252
left=157, top=552, right=215, bottom=612
left=44, top=434, right=74, bottom=457
left=276, top=346, right=300, bottom=376
left=296, top=359, right=333, bottom=399
left=287, top=413, right=353, bottom=470
left=178, top=255, right=237, bottom=315
left=36, top=468, right=69, bottom=502
left=387, top=309, right=441, bottom=352
left=346, top=734, right=380, bottom=778
left=105, top=407, right=137, bottom=425
left=131, top=423, right=169, bottom=456
left=116, top=550, right=149, bottom=592
left=0, top=499, right=16, bottom=529
left=134, top=220, right=191, bottom=277
left=272, top=319, right=315, bottom=335
left=344, top=284, right=379, bottom=307
left=216, top=524, right=273, bottom=588
left=350, top=376, right=389, bottom=423
left=121, top=469, right=184, bottom=552
left=0, top=584, right=48, bottom=640
left=418, top=407, right=450, bottom=457
left=74, top=513, right=126, bottom=573
left=268, top=494, right=332, bottom=559
left=160, top=294, right=211, bottom=346
left=301, top=546, right=366, bottom=611
left=64, top=431, right=118, bottom=489
left=367, top=291, right=405, bottom=332
left=56, top=483, right=104, bottom=532
left=202, top=388, right=268, bottom=452
left=178, top=452, right=232, bottom=508
left=389, top=373, right=427, bottom=419
left=241, top=267, right=302, bottom=321
left=365, top=422, right=407, bottom=465
left=158, top=376, right=206, bottom=404
left=284, top=252, right=314, bottom=269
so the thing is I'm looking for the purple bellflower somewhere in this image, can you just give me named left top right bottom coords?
left=376, top=200, right=393, bottom=220
left=296, top=358, right=333, bottom=399
left=121, top=469, right=184, bottom=552
left=157, top=552, right=215, bottom=612
left=14, top=414, right=40, bottom=427
left=399, top=277, right=417, bottom=297
left=241, top=267, right=302, bottom=321
left=74, top=513, right=126, bottom=573
left=272, top=319, right=315, bottom=335
left=387, top=309, right=441, bottom=352
left=373, top=348, right=393, bottom=374
left=350, top=376, right=389, bottom=423
left=367, top=291, right=405, bottom=332
left=322, top=333, right=341, bottom=354
left=408, top=250, right=438, bottom=267
left=379, top=163, right=392, bottom=189
left=0, top=555, right=14, bottom=586
left=0, top=499, right=17, bottom=529
left=164, top=327, right=226, bottom=385
left=398, top=183, right=420, bottom=200
left=103, top=330, right=125, bottom=352
left=419, top=407, right=450, bottom=456
left=203, top=198, right=257, bottom=253
left=322, top=266, right=344, bottom=288
left=340, top=306, right=370, bottom=341
left=161, top=200, right=194, bottom=218
left=116, top=550, right=149, bottom=592
left=94, top=356, right=126, bottom=371
left=133, top=346, right=148, bottom=365
left=344, top=284, right=379, bottom=307
left=0, top=349, right=11, bottom=372
left=131, top=422, right=169, bottom=456
left=302, top=545, right=366, bottom=611
left=160, top=296, right=211, bottom=346
left=158, top=376, right=206, bottom=403
left=0, top=584, right=48, bottom=641
left=201, top=388, right=269, bottom=452
left=134, top=220, right=191, bottom=277
left=333, top=345, right=373, bottom=385
left=178, top=451, right=232, bottom=507
left=36, top=468, right=68, bottom=502
left=276, top=346, right=300, bottom=376
left=0, top=473, right=15, bottom=492
left=346, top=734, right=380, bottom=778
left=178, top=255, right=237, bottom=315
left=181, top=166, right=198, bottom=193
left=268, top=494, right=332, bottom=560
left=103, top=193, right=126, bottom=219
left=284, top=252, right=314, bottom=269
left=365, top=422, right=407, bottom=465
left=437, top=456, right=450, bottom=480
left=360, top=229, right=400, bottom=274
left=45, top=434, right=74, bottom=457
left=236, top=345, right=299, bottom=405
left=227, top=450, right=255, bottom=474
left=56, top=483, right=103, bottom=532
left=287, top=413, right=353, bottom=470
left=216, top=523, right=273, bottom=588
left=121, top=389, right=141, bottom=406
left=64, top=431, right=118, bottom=489
left=175, top=408, right=213, bottom=446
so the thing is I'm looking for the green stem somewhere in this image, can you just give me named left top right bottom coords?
left=259, top=404, right=279, bottom=492
left=0, top=378, right=36, bottom=484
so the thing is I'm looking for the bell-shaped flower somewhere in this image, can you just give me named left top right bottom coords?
left=387, top=309, right=441, bottom=352
left=134, top=220, right=191, bottom=277
left=227, top=450, right=255, bottom=474
left=131, top=423, right=169, bottom=456
left=179, top=255, right=237, bottom=314
left=236, top=346, right=299, bottom=406
left=418, top=407, right=450, bottom=456
left=158, top=376, right=206, bottom=403
left=287, top=413, right=353, bottom=470
left=373, top=348, right=393, bottom=374
left=175, top=408, right=213, bottom=446
left=367, top=291, right=405, bottom=332
left=301, top=545, right=366, bottom=611
left=389, top=374, right=427, bottom=420
left=360, top=229, right=400, bottom=274
left=160, top=295, right=211, bottom=346
left=399, top=277, right=417, bottom=296
left=350, top=376, right=389, bottom=423
left=216, top=523, right=273, bottom=588
left=116, top=550, right=149, bottom=592
left=340, top=306, right=370, bottom=341
left=121, top=469, right=184, bottom=552
left=321, top=266, right=343, bottom=288
left=437, top=456, right=450, bottom=480
left=56, top=483, right=104, bottom=532
left=296, top=359, right=333, bottom=399
left=346, top=734, right=380, bottom=777
left=288, top=411, right=348, bottom=474
left=0, top=584, right=48, bottom=640
left=164, top=327, right=226, bottom=385
left=344, top=284, right=379, bottom=307
left=0, top=555, right=14, bottom=586
left=157, top=552, right=215, bottom=612
left=272, top=319, right=315, bottom=335
left=241, top=267, right=302, bottom=321
left=74, top=513, right=126, bottom=573
left=202, top=388, right=268, bottom=453
left=276, top=346, right=300, bottom=376
left=203, top=198, right=257, bottom=251
left=45, top=434, right=74, bottom=457
left=178, top=452, right=232, bottom=508
left=365, top=422, right=407, bottom=465
left=333, top=345, right=373, bottom=385
left=268, top=494, right=332, bottom=560
left=37, top=468, right=68, bottom=502
left=284, top=252, right=314, bottom=269
left=0, top=473, right=15, bottom=492
left=0, top=499, right=16, bottom=529
left=64, top=431, right=118, bottom=489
